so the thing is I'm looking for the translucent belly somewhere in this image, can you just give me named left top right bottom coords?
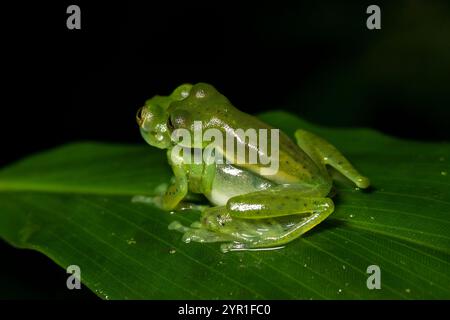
left=206, top=164, right=276, bottom=206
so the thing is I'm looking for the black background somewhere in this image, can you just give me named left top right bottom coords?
left=1, top=0, right=450, bottom=299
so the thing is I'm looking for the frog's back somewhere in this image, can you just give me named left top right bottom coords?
left=208, top=108, right=328, bottom=187
left=176, top=83, right=330, bottom=188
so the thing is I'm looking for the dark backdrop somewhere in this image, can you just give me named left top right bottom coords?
left=1, top=0, right=449, bottom=299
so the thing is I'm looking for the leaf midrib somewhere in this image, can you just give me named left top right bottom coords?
left=0, top=180, right=154, bottom=197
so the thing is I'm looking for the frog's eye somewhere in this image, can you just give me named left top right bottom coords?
left=167, top=116, right=175, bottom=131
left=136, top=107, right=145, bottom=126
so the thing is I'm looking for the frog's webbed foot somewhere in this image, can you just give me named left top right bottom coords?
left=168, top=220, right=235, bottom=243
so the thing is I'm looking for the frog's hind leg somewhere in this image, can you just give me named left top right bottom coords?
left=227, top=188, right=334, bottom=219
left=171, top=190, right=335, bottom=251
left=213, top=188, right=335, bottom=250
left=295, top=129, right=370, bottom=188
left=219, top=212, right=331, bottom=252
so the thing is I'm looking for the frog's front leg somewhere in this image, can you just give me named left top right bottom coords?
left=295, top=129, right=370, bottom=188
left=159, top=162, right=189, bottom=211
left=159, top=152, right=216, bottom=211
left=133, top=167, right=188, bottom=210
left=159, top=166, right=213, bottom=211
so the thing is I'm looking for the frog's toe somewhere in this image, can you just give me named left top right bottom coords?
left=168, top=221, right=234, bottom=244
left=220, top=241, right=285, bottom=253
left=355, top=176, right=370, bottom=189
left=132, top=195, right=164, bottom=208
left=182, top=228, right=215, bottom=243
left=220, top=242, right=248, bottom=253
left=168, top=220, right=190, bottom=233
left=190, top=221, right=203, bottom=228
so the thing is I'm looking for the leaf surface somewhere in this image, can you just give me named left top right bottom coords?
left=1, top=111, right=449, bottom=299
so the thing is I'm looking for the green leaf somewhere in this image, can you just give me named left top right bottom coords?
left=1, top=111, right=449, bottom=299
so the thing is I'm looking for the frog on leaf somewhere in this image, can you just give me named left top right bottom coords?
left=136, top=83, right=370, bottom=252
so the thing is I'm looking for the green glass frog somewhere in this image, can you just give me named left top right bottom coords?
left=136, top=83, right=370, bottom=252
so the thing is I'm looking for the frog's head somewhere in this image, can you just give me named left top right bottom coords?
left=166, top=83, right=234, bottom=148
left=136, top=84, right=193, bottom=149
